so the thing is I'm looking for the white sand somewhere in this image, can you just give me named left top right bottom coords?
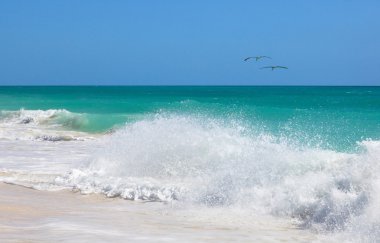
left=0, top=183, right=316, bottom=243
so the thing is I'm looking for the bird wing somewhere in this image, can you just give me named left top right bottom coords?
left=244, top=57, right=253, bottom=61
left=277, top=66, right=288, bottom=69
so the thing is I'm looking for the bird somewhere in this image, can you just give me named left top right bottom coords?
left=260, top=66, right=288, bottom=71
left=244, top=56, right=271, bottom=62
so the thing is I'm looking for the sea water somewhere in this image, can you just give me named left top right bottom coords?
left=0, top=86, right=379, bottom=242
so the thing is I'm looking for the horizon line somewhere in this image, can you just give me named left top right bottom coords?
left=0, top=84, right=379, bottom=87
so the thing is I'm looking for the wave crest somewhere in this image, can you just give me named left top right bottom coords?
left=0, top=109, right=95, bottom=141
left=0, top=109, right=88, bottom=129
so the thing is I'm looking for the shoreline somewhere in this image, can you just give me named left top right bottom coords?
left=0, top=183, right=316, bottom=242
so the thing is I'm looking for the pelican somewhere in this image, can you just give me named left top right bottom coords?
left=260, top=66, right=288, bottom=71
left=244, top=56, right=271, bottom=62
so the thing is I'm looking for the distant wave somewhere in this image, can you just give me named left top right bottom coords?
left=51, top=115, right=380, bottom=236
left=0, top=109, right=94, bottom=141
left=0, top=109, right=88, bottom=129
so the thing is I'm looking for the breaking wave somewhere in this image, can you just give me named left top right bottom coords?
left=54, top=115, right=380, bottom=235
left=0, top=109, right=93, bottom=141
left=0, top=109, right=88, bottom=129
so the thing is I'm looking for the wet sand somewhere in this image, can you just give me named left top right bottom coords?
left=0, top=183, right=316, bottom=242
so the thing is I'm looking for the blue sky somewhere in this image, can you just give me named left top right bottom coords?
left=0, top=0, right=379, bottom=85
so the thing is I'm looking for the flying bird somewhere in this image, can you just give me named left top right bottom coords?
left=260, top=66, right=288, bottom=71
left=244, top=56, right=271, bottom=62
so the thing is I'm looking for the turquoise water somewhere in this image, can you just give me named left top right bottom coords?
left=0, top=86, right=379, bottom=151
left=1, top=86, right=380, bottom=240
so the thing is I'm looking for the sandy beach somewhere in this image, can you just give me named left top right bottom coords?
left=0, top=183, right=317, bottom=242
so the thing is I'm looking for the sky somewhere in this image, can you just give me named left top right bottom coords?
left=0, top=0, right=379, bottom=85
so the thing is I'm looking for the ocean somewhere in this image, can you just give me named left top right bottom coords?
left=0, top=86, right=379, bottom=242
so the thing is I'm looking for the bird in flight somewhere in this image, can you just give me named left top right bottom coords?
left=260, top=66, right=288, bottom=71
left=244, top=56, right=271, bottom=62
